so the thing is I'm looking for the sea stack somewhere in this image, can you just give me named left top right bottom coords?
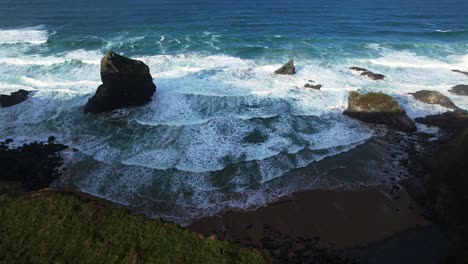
left=275, top=59, right=295, bottom=75
left=344, top=91, right=416, bottom=133
left=84, top=51, right=156, bottom=113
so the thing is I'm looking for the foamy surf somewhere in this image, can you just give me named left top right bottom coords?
left=0, top=27, right=49, bottom=44
left=1, top=20, right=468, bottom=224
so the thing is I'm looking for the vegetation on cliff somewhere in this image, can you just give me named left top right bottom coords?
left=0, top=190, right=265, bottom=264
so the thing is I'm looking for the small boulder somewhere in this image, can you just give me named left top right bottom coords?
left=304, top=83, right=322, bottom=90
left=84, top=51, right=157, bottom=113
left=452, top=69, right=468, bottom=77
left=350, top=67, right=385, bottom=80
left=409, top=90, right=458, bottom=110
left=449, top=85, right=468, bottom=96
left=0, top=89, right=30, bottom=107
left=274, top=60, right=295, bottom=75
left=344, top=91, right=416, bottom=133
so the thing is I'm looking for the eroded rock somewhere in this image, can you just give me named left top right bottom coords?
left=449, top=85, right=468, bottom=96
left=344, top=91, right=416, bottom=133
left=84, top=51, right=157, bottom=113
left=409, top=90, right=458, bottom=110
left=275, top=60, right=295, bottom=75
left=0, top=89, right=30, bottom=107
left=350, top=67, right=385, bottom=80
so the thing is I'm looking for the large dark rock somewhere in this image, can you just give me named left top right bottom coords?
left=350, top=67, right=385, bottom=80
left=452, top=69, right=468, bottom=77
left=84, top=51, right=156, bottom=113
left=0, top=89, right=30, bottom=107
left=409, top=90, right=458, bottom=110
left=0, top=139, right=68, bottom=191
left=344, top=91, right=416, bottom=133
left=274, top=60, right=295, bottom=75
left=449, top=85, right=468, bottom=96
left=415, top=110, right=468, bottom=132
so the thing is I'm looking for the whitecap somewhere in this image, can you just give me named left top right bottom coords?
left=0, top=27, right=49, bottom=44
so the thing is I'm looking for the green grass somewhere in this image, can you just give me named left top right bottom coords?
left=0, top=190, right=266, bottom=264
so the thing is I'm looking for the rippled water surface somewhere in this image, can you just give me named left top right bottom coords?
left=1, top=0, right=467, bottom=223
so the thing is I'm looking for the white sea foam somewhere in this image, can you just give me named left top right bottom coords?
left=0, top=27, right=49, bottom=44
left=2, top=45, right=468, bottom=223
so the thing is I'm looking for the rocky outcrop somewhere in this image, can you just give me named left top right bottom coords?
left=415, top=110, right=468, bottom=132
left=0, top=89, right=30, bottom=107
left=350, top=67, right=385, bottom=80
left=344, top=91, right=416, bottom=133
left=0, top=139, right=68, bottom=191
left=449, top=85, right=468, bottom=96
left=452, top=69, right=468, bottom=77
left=409, top=90, right=458, bottom=110
left=274, top=60, right=295, bottom=75
left=84, top=51, right=157, bottom=113
left=304, top=83, right=322, bottom=90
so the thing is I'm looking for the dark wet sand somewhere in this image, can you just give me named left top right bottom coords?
left=189, top=186, right=429, bottom=249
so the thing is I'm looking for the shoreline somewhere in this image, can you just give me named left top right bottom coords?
left=188, top=185, right=430, bottom=249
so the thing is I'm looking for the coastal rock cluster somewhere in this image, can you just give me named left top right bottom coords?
left=0, top=138, right=67, bottom=191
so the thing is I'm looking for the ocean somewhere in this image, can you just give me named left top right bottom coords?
left=1, top=0, right=467, bottom=223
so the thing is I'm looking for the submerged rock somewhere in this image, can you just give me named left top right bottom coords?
left=409, top=90, right=458, bottom=110
left=449, top=85, right=468, bottom=96
left=0, top=139, right=68, bottom=191
left=0, top=89, right=30, bottom=107
left=344, top=91, right=416, bottom=133
left=350, top=67, right=385, bottom=80
left=415, top=110, right=468, bottom=132
left=84, top=51, right=156, bottom=113
left=452, top=69, right=468, bottom=77
left=274, top=60, right=295, bottom=75
left=304, top=83, right=322, bottom=90
left=243, top=129, right=267, bottom=144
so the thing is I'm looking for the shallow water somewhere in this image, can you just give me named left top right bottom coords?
left=0, top=0, right=467, bottom=223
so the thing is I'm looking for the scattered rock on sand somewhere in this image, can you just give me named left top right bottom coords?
left=350, top=67, right=385, bottom=80
left=344, top=91, right=416, bottom=133
left=409, top=90, right=458, bottom=110
left=274, top=59, right=295, bottom=75
left=304, top=83, right=322, bottom=90
left=0, top=89, right=30, bottom=107
left=0, top=139, right=68, bottom=191
left=452, top=69, right=468, bottom=77
left=449, top=85, right=468, bottom=96
left=84, top=51, right=157, bottom=113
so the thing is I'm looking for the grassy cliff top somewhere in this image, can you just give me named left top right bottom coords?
left=0, top=190, right=265, bottom=264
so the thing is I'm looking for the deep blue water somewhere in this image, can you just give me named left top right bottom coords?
left=0, top=0, right=467, bottom=223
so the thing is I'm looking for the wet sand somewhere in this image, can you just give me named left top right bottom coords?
left=189, top=186, right=429, bottom=249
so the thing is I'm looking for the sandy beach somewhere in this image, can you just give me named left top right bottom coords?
left=189, top=186, right=429, bottom=249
